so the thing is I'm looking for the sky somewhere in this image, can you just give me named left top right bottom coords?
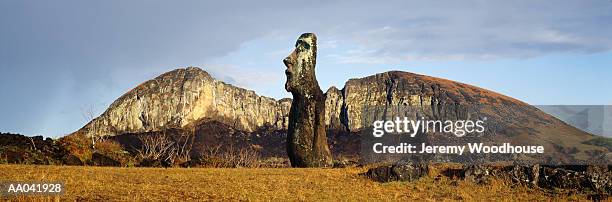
left=1, top=0, right=611, bottom=137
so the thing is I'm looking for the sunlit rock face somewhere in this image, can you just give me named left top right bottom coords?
left=80, top=67, right=553, bottom=138
left=77, top=55, right=607, bottom=165
left=324, top=86, right=345, bottom=130
left=283, top=33, right=333, bottom=167
left=326, top=70, right=540, bottom=131
left=79, top=67, right=291, bottom=137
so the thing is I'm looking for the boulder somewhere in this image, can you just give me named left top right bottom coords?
left=505, top=164, right=540, bottom=186
left=364, top=163, right=429, bottom=182
left=62, top=154, right=83, bottom=166
left=90, top=153, right=120, bottom=167
left=457, top=164, right=611, bottom=197
left=462, top=165, right=491, bottom=185
left=538, top=165, right=611, bottom=195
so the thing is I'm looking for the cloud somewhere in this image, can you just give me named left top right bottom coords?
left=2, top=0, right=611, bottom=136
left=3, top=1, right=610, bottom=68
left=302, top=0, right=612, bottom=62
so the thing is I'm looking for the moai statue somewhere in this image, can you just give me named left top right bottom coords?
left=283, top=33, right=333, bottom=167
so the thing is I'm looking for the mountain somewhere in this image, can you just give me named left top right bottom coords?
left=79, top=67, right=291, bottom=137
left=76, top=67, right=546, bottom=135
left=74, top=67, right=609, bottom=163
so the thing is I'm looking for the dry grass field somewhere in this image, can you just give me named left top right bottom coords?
left=0, top=164, right=589, bottom=201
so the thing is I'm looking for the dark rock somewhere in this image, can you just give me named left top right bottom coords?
left=0, top=133, right=56, bottom=154
left=63, top=154, right=83, bottom=166
left=161, top=158, right=173, bottom=168
left=283, top=33, right=333, bottom=167
left=538, top=165, right=611, bottom=195
left=332, top=159, right=358, bottom=168
left=539, top=166, right=589, bottom=190
left=0, top=133, right=70, bottom=165
left=505, top=164, right=540, bottom=186
left=139, top=158, right=176, bottom=168
left=67, top=60, right=609, bottom=166
left=585, top=165, right=611, bottom=195
left=463, top=165, right=491, bottom=185
left=139, top=159, right=162, bottom=167
left=459, top=164, right=611, bottom=197
left=90, top=153, right=120, bottom=167
left=363, top=163, right=429, bottom=183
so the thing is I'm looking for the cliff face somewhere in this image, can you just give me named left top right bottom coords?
left=327, top=71, right=556, bottom=131
left=80, top=67, right=291, bottom=137
left=78, top=67, right=608, bottom=163
left=81, top=67, right=583, bottom=138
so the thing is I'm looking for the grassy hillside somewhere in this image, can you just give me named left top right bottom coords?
left=0, top=164, right=589, bottom=201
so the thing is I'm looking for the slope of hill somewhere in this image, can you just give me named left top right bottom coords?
left=78, top=67, right=291, bottom=137
left=73, top=67, right=609, bottom=164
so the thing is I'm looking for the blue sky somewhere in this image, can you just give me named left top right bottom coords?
left=1, top=0, right=611, bottom=137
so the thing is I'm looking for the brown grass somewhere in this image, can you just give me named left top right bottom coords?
left=0, top=164, right=588, bottom=201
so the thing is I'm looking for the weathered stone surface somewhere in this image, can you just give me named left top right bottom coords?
left=457, top=165, right=611, bottom=196
left=337, top=71, right=536, bottom=132
left=363, top=163, right=429, bottom=182
left=505, top=164, right=540, bottom=186
left=537, top=165, right=611, bottom=195
left=0, top=133, right=63, bottom=165
left=463, top=165, right=492, bottom=184
left=77, top=69, right=600, bottom=143
left=90, top=152, right=121, bottom=167
left=74, top=48, right=609, bottom=165
left=324, top=86, right=345, bottom=130
left=62, top=154, right=83, bottom=166
left=283, top=33, right=333, bottom=167
left=328, top=71, right=609, bottom=164
left=78, top=67, right=291, bottom=137
left=0, top=133, right=55, bottom=152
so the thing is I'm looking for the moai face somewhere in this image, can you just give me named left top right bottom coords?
left=283, top=33, right=317, bottom=93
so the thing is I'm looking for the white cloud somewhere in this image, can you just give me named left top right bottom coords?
left=307, top=0, right=612, bottom=61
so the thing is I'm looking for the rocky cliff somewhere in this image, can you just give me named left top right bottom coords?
left=77, top=67, right=609, bottom=164
left=80, top=67, right=591, bottom=138
left=79, top=67, right=291, bottom=137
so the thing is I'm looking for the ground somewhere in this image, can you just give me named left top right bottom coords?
left=0, top=164, right=589, bottom=201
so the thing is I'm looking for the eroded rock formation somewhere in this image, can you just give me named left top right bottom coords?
left=78, top=67, right=291, bottom=137
left=283, top=33, right=333, bottom=167
left=462, top=165, right=611, bottom=197
left=75, top=54, right=608, bottom=165
left=76, top=68, right=609, bottom=164
left=363, top=163, right=429, bottom=182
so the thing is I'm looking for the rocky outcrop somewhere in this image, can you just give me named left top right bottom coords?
left=0, top=133, right=55, bottom=151
left=324, top=86, right=345, bottom=130
left=458, top=165, right=611, bottom=198
left=79, top=68, right=594, bottom=140
left=363, top=163, right=429, bottom=182
left=283, top=33, right=333, bottom=167
left=325, top=71, right=609, bottom=164
left=0, top=133, right=63, bottom=165
left=79, top=67, right=291, bottom=137
left=90, top=153, right=121, bottom=167
left=76, top=63, right=609, bottom=165
left=328, top=70, right=549, bottom=132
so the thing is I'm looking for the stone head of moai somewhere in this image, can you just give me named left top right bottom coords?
left=283, top=33, right=319, bottom=95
